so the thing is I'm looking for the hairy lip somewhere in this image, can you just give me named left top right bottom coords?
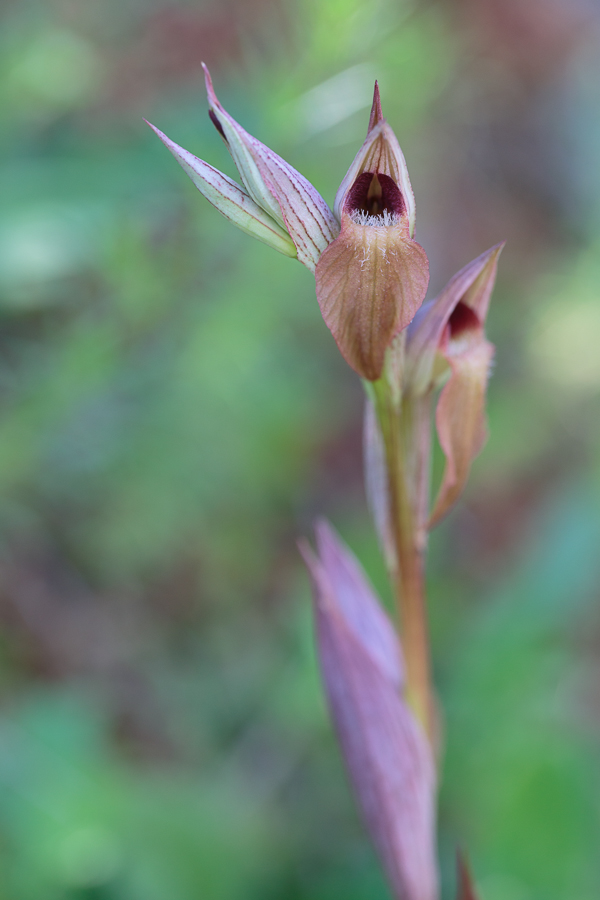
left=349, top=209, right=401, bottom=227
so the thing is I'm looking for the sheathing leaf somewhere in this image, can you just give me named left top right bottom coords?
left=302, top=522, right=438, bottom=900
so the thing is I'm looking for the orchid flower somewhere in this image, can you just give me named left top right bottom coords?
left=405, top=244, right=503, bottom=526
left=147, top=67, right=429, bottom=382
left=146, top=65, right=338, bottom=270
left=315, top=83, right=429, bottom=380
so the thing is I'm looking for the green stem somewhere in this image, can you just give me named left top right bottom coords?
left=372, top=374, right=434, bottom=740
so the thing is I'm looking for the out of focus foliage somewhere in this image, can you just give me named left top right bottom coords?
left=1, top=0, right=600, bottom=898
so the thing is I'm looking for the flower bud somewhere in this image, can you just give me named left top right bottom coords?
left=147, top=65, right=339, bottom=271
left=202, top=65, right=339, bottom=271
left=146, top=121, right=297, bottom=257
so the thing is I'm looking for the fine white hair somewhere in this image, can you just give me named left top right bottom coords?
left=349, top=209, right=400, bottom=227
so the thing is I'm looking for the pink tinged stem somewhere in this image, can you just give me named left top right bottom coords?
left=301, top=521, right=438, bottom=900
left=456, top=855, right=479, bottom=900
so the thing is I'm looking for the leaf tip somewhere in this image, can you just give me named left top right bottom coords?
left=202, top=61, right=221, bottom=112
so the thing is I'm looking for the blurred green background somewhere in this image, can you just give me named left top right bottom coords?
left=1, top=0, right=600, bottom=897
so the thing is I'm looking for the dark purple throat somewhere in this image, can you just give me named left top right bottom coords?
left=344, top=172, right=405, bottom=219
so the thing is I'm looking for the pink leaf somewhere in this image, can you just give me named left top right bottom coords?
left=301, top=521, right=438, bottom=900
